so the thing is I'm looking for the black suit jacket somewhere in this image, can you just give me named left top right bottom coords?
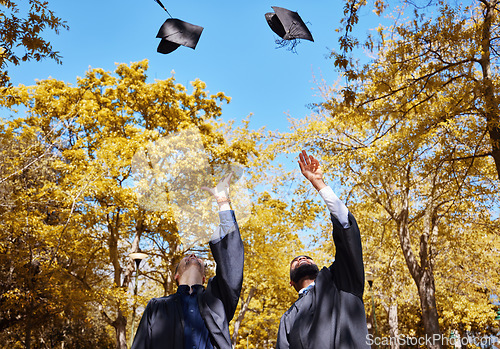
left=276, top=212, right=370, bottom=349
left=131, top=210, right=244, bottom=349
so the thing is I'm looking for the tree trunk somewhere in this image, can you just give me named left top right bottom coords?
left=399, top=233, right=441, bottom=348
left=231, top=287, right=256, bottom=348
left=417, top=270, right=441, bottom=348
left=480, top=0, right=500, bottom=180
left=108, top=211, right=123, bottom=287
left=397, top=188, right=441, bottom=349
left=388, top=302, right=399, bottom=349
left=104, top=211, right=144, bottom=349
left=114, top=309, right=128, bottom=349
left=25, top=321, right=31, bottom=349
left=162, top=240, right=181, bottom=297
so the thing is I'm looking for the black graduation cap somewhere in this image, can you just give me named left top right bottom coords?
left=156, top=18, right=204, bottom=54
left=265, top=6, right=314, bottom=42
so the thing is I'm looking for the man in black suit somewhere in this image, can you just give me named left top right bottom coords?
left=131, top=173, right=243, bottom=349
left=276, top=150, right=370, bottom=349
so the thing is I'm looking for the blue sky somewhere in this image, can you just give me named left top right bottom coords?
left=9, top=0, right=381, bottom=133
left=7, top=0, right=389, bottom=191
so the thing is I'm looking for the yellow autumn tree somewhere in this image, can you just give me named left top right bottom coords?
left=0, top=117, right=115, bottom=348
left=277, top=67, right=499, bottom=347
left=333, top=0, right=500, bottom=180
left=0, top=60, right=261, bottom=349
left=316, top=1, right=500, bottom=346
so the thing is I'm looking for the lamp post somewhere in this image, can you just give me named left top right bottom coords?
left=366, top=272, right=379, bottom=349
left=495, top=309, right=500, bottom=341
left=129, top=251, right=148, bottom=348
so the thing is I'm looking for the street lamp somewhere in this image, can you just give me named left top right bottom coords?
left=130, top=252, right=148, bottom=271
left=129, top=251, right=148, bottom=348
left=366, top=271, right=379, bottom=349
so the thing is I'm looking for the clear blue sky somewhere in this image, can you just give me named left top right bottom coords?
left=9, top=0, right=381, bottom=133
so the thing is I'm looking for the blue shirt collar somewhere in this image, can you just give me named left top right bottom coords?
left=298, top=282, right=315, bottom=296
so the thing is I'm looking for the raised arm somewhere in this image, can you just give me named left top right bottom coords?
left=298, top=150, right=349, bottom=226
left=201, top=172, right=244, bottom=320
left=298, top=150, right=364, bottom=297
left=202, top=172, right=234, bottom=242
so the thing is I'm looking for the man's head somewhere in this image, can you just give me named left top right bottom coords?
left=174, top=254, right=206, bottom=286
left=289, top=255, right=319, bottom=291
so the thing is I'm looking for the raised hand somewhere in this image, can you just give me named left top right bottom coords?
left=201, top=172, right=233, bottom=203
left=298, top=150, right=327, bottom=191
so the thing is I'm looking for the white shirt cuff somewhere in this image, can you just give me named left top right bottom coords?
left=318, top=186, right=350, bottom=228
left=210, top=210, right=237, bottom=243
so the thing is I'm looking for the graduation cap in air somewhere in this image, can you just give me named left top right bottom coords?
left=156, top=19, right=204, bottom=54
left=153, top=0, right=203, bottom=54
left=265, top=6, right=314, bottom=42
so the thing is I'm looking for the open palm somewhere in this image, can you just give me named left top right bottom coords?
left=298, top=150, right=323, bottom=183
